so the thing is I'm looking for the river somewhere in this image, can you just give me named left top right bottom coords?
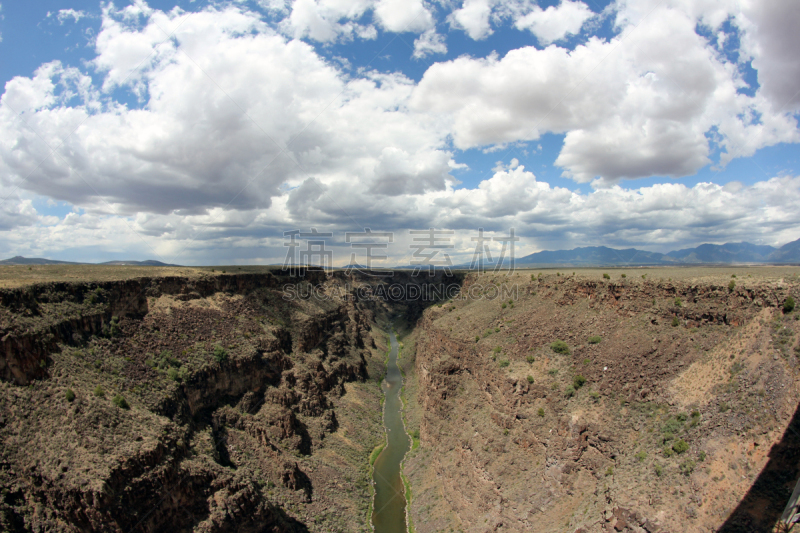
left=371, top=330, right=411, bottom=533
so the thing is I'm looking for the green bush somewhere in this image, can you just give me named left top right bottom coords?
left=728, top=280, right=736, bottom=291
left=603, top=273, right=610, bottom=279
left=213, top=345, right=228, bottom=363
left=672, top=439, right=689, bottom=454
left=526, top=355, right=535, bottom=364
left=785, top=296, right=796, bottom=313
left=65, top=389, right=75, bottom=402
left=674, top=297, right=682, bottom=307
left=501, top=303, right=507, bottom=309
left=655, top=464, right=663, bottom=477
left=676, top=412, right=688, bottom=423
left=698, top=450, right=706, bottom=462
left=550, top=340, right=570, bottom=355
left=573, top=375, right=586, bottom=388
left=635, top=450, right=647, bottom=462
left=564, top=385, right=576, bottom=398
left=527, top=375, right=534, bottom=383
left=587, top=335, right=602, bottom=344
left=498, top=360, right=510, bottom=368
left=621, top=274, right=626, bottom=278
left=475, top=336, right=480, bottom=342
left=112, top=394, right=130, bottom=410
left=93, top=385, right=105, bottom=398
left=679, top=459, right=696, bottom=476
left=537, top=407, right=545, bottom=417
left=589, top=391, right=600, bottom=401
left=663, top=446, right=674, bottom=458
left=671, top=317, right=680, bottom=327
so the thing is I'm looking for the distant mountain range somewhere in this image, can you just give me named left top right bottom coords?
left=514, top=238, right=800, bottom=267
left=3, top=237, right=800, bottom=269
left=0, top=256, right=180, bottom=267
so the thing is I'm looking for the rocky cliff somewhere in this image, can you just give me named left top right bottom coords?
left=403, top=271, right=800, bottom=533
left=0, top=268, right=460, bottom=532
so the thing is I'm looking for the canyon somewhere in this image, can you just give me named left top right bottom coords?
left=0, top=265, right=799, bottom=532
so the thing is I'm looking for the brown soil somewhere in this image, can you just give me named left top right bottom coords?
left=402, top=268, right=800, bottom=533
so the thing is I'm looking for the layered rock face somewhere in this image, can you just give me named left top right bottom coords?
left=404, top=271, right=800, bottom=533
left=0, top=269, right=459, bottom=533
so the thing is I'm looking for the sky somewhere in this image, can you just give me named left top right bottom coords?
left=0, top=0, right=798, bottom=267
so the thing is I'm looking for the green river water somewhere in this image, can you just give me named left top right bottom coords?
left=371, top=330, right=410, bottom=533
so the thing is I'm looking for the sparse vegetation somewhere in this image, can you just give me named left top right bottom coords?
left=635, top=450, right=647, bottom=462
left=526, top=355, right=535, bottom=364
left=564, top=385, right=575, bottom=398
left=587, top=335, right=602, bottom=344
left=672, top=439, right=689, bottom=454
left=550, top=340, right=570, bottom=355
left=65, top=389, right=75, bottom=402
left=572, top=374, right=586, bottom=389
left=728, top=280, right=736, bottom=291
left=112, top=394, right=130, bottom=410
left=603, top=273, right=610, bottom=279
left=213, top=344, right=228, bottom=363
left=679, top=459, right=696, bottom=476
left=498, top=360, right=510, bottom=368
left=672, top=317, right=680, bottom=327
left=785, top=296, right=796, bottom=313
left=527, top=375, right=534, bottom=383
left=93, top=385, right=105, bottom=398
left=655, top=464, right=663, bottom=477
left=674, top=297, right=682, bottom=307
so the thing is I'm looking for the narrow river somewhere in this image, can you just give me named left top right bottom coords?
left=372, top=330, right=410, bottom=533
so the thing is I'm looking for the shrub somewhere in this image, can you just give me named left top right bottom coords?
left=526, top=355, right=535, bottom=364
left=676, top=412, right=688, bottom=423
left=642, top=274, right=647, bottom=279
left=785, top=296, right=796, bottom=314
left=603, top=273, right=610, bottom=279
left=550, top=340, right=570, bottom=355
left=698, top=451, right=707, bottom=462
left=475, top=336, right=480, bottom=342
left=65, top=389, right=75, bottom=402
left=718, top=401, right=730, bottom=413
left=587, top=335, right=602, bottom=344
left=671, top=317, right=680, bottom=327
left=589, top=391, right=600, bottom=401
left=573, top=375, right=586, bottom=389
left=605, top=467, right=614, bottom=476
left=527, top=375, right=534, bottom=383
left=673, top=439, right=689, bottom=454
left=537, top=407, right=545, bottom=417
left=674, top=297, right=682, bottom=307
left=531, top=274, right=535, bottom=281
left=93, top=385, right=105, bottom=398
left=679, top=459, right=696, bottom=476
left=167, top=367, right=180, bottom=381
left=621, top=274, right=627, bottom=278
left=493, top=346, right=502, bottom=354
left=583, top=358, right=590, bottom=365
left=213, top=345, right=228, bottom=363
left=564, top=385, right=576, bottom=398
left=501, top=303, right=507, bottom=309
left=663, top=446, right=674, bottom=458
left=112, top=394, right=130, bottom=410
left=498, top=360, right=510, bottom=368
left=728, top=280, right=736, bottom=291
left=635, top=450, right=647, bottom=462
left=731, top=274, right=736, bottom=278
left=655, top=464, right=663, bottom=477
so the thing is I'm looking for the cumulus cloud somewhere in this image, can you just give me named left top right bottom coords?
left=2, top=0, right=800, bottom=264
left=449, top=0, right=495, bottom=40
left=374, top=0, right=434, bottom=33
left=513, top=0, right=593, bottom=44
left=413, top=1, right=800, bottom=182
left=413, top=29, right=447, bottom=59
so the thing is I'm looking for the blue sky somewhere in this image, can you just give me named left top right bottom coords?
left=0, top=0, right=799, bottom=265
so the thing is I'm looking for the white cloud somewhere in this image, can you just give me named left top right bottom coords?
left=56, top=9, right=86, bottom=24
left=449, top=0, right=495, bottom=40
left=413, top=1, right=799, bottom=182
left=413, top=29, right=447, bottom=59
left=514, top=0, right=593, bottom=44
left=374, top=0, right=434, bottom=33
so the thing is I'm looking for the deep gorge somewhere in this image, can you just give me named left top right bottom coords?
left=1, top=267, right=799, bottom=533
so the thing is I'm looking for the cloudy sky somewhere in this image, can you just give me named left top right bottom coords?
left=0, top=0, right=798, bottom=266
